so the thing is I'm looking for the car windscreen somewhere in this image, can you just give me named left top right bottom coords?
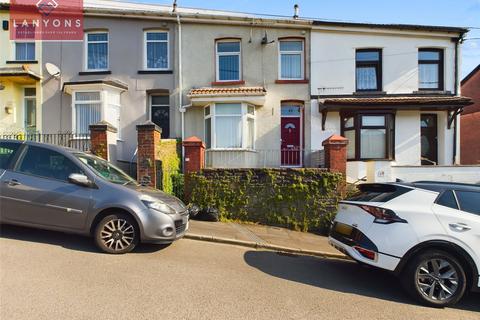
left=75, top=153, right=138, bottom=185
left=347, top=184, right=412, bottom=202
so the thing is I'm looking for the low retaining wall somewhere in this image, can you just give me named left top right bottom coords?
left=185, top=168, right=344, bottom=233
left=391, top=165, right=480, bottom=184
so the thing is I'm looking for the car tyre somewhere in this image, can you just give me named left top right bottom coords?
left=401, top=249, right=467, bottom=308
left=94, top=213, right=139, bottom=254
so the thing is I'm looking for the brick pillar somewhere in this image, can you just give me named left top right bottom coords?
left=89, top=121, right=118, bottom=161
left=322, top=134, right=349, bottom=177
left=183, top=136, right=205, bottom=174
left=136, top=121, right=161, bottom=187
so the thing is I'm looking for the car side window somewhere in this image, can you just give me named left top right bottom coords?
left=16, top=146, right=83, bottom=182
left=0, top=142, right=21, bottom=169
left=436, top=190, right=459, bottom=210
left=455, top=191, right=480, bottom=216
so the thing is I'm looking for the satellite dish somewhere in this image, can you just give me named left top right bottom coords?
left=45, top=63, right=61, bottom=79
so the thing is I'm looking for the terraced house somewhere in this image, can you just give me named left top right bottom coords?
left=309, top=21, right=475, bottom=183
left=0, top=3, right=42, bottom=133
left=0, top=0, right=476, bottom=183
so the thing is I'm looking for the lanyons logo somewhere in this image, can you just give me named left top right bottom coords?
left=36, top=0, right=59, bottom=17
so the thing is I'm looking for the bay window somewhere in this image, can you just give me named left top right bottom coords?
left=144, top=31, right=169, bottom=70
left=85, top=32, right=109, bottom=71
left=341, top=113, right=394, bottom=160
left=279, top=40, right=304, bottom=80
left=418, top=48, right=444, bottom=90
left=204, top=103, right=255, bottom=149
left=73, top=91, right=102, bottom=134
left=356, top=49, right=382, bottom=91
left=216, top=40, right=241, bottom=81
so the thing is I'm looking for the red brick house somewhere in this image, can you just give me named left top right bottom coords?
left=460, top=64, right=480, bottom=165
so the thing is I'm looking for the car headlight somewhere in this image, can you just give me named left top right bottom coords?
left=141, top=196, right=176, bottom=215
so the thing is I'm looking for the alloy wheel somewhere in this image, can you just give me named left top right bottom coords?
left=415, top=258, right=459, bottom=302
left=100, top=219, right=135, bottom=252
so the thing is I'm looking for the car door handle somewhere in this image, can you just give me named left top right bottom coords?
left=4, top=179, right=21, bottom=187
left=449, top=223, right=471, bottom=232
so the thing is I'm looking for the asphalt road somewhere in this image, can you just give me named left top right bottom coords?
left=1, top=225, right=479, bottom=320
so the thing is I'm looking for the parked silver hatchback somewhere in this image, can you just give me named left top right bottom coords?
left=0, top=140, right=189, bottom=254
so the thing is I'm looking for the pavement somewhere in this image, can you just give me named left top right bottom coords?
left=1, top=224, right=479, bottom=320
left=186, top=220, right=346, bottom=259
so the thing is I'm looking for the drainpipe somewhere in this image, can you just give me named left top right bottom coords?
left=176, top=12, right=185, bottom=169
left=452, top=36, right=462, bottom=164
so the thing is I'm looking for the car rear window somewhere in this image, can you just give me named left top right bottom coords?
left=455, top=191, right=480, bottom=216
left=0, top=142, right=21, bottom=169
left=347, top=184, right=412, bottom=203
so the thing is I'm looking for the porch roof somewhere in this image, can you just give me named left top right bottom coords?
left=0, top=66, right=41, bottom=84
left=187, top=86, right=267, bottom=106
left=318, top=95, right=473, bottom=110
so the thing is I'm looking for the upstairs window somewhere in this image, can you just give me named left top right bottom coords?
left=15, top=24, right=35, bottom=61
left=85, top=32, right=109, bottom=71
left=144, top=31, right=169, bottom=70
left=279, top=40, right=304, bottom=80
left=341, top=113, right=394, bottom=160
left=216, top=40, right=241, bottom=81
left=356, top=49, right=382, bottom=91
left=419, top=49, right=444, bottom=90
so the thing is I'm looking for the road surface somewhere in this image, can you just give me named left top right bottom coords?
left=1, top=225, right=478, bottom=320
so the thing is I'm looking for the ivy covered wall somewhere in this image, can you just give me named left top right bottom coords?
left=185, top=168, right=345, bottom=233
left=155, top=139, right=181, bottom=194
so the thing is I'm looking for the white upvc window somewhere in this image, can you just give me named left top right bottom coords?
left=204, top=103, right=255, bottom=149
left=14, top=24, right=35, bottom=61
left=144, top=31, right=169, bottom=70
left=84, top=31, right=109, bottom=71
left=278, top=39, right=304, bottom=80
left=72, top=91, right=102, bottom=134
left=215, top=40, right=241, bottom=82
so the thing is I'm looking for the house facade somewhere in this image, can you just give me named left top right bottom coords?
left=41, top=1, right=180, bottom=164
left=460, top=64, right=480, bottom=165
left=181, top=17, right=312, bottom=168
left=309, top=21, right=473, bottom=183
left=0, top=4, right=43, bottom=133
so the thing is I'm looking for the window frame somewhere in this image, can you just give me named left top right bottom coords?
left=355, top=48, right=382, bottom=92
left=204, top=103, right=255, bottom=150
left=143, top=30, right=170, bottom=71
left=84, top=31, right=109, bottom=71
left=23, top=86, right=37, bottom=132
left=72, top=90, right=103, bottom=135
left=340, top=111, right=395, bottom=161
left=215, top=39, right=242, bottom=82
left=418, top=48, right=444, bottom=91
left=14, top=41, right=36, bottom=61
left=278, top=38, right=305, bottom=80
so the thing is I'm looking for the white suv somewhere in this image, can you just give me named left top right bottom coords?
left=329, top=181, right=480, bottom=307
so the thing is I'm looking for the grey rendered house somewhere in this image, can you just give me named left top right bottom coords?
left=42, top=1, right=180, bottom=164
left=180, top=13, right=313, bottom=168
left=41, top=0, right=314, bottom=168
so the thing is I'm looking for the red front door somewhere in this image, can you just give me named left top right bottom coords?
left=281, top=117, right=301, bottom=166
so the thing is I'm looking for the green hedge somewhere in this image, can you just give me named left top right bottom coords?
left=185, top=168, right=345, bottom=233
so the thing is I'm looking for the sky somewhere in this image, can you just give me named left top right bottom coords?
left=120, top=0, right=480, bottom=79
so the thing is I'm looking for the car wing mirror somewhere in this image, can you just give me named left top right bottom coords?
left=68, top=173, right=93, bottom=187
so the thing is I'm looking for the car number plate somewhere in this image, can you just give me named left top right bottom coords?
left=335, top=223, right=353, bottom=236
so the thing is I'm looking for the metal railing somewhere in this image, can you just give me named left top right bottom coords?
left=0, top=132, right=91, bottom=152
left=205, top=149, right=325, bottom=168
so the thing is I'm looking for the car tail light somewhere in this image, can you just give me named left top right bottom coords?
left=353, top=246, right=377, bottom=261
left=359, top=205, right=407, bottom=224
